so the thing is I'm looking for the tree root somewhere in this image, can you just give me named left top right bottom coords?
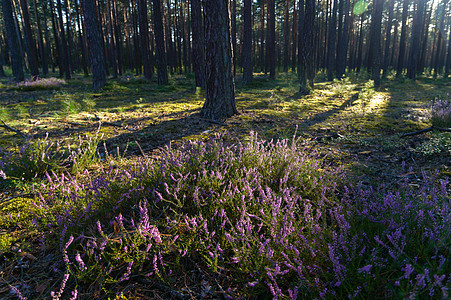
left=401, top=126, right=451, bottom=137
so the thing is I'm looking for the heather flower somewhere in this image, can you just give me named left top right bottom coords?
left=9, top=285, right=26, bottom=300
left=430, top=98, right=451, bottom=128
left=75, top=253, right=87, bottom=271
left=51, top=273, right=69, bottom=300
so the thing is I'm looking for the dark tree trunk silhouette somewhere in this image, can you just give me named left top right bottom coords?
left=191, top=0, right=205, bottom=88
left=138, top=0, right=153, bottom=79
left=297, top=0, right=304, bottom=78
left=445, top=14, right=451, bottom=77
left=152, top=0, right=168, bottom=85
left=2, top=0, right=24, bottom=81
left=33, top=0, right=48, bottom=75
left=20, top=0, right=39, bottom=77
left=242, top=0, right=253, bottom=84
left=370, top=0, right=384, bottom=87
left=298, top=0, right=315, bottom=94
left=81, top=0, right=106, bottom=89
left=396, top=0, right=409, bottom=77
left=291, top=3, right=297, bottom=72
left=336, top=0, right=350, bottom=78
left=75, top=0, right=89, bottom=75
left=382, top=0, right=394, bottom=76
left=50, top=0, right=63, bottom=77
left=432, top=0, right=447, bottom=77
left=407, top=0, right=426, bottom=80
left=57, top=0, right=71, bottom=79
left=231, top=0, right=236, bottom=75
left=260, top=0, right=265, bottom=72
left=326, top=0, right=337, bottom=80
left=283, top=0, right=290, bottom=72
left=268, top=0, right=275, bottom=79
left=202, top=0, right=237, bottom=120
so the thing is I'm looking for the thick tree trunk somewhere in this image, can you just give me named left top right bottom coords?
left=407, top=0, right=426, bottom=80
left=153, top=0, right=168, bottom=85
left=138, top=0, right=152, bottom=79
left=202, top=0, right=237, bottom=120
left=326, top=0, right=337, bottom=80
left=57, top=0, right=71, bottom=79
left=19, top=0, right=39, bottom=77
left=49, top=0, right=63, bottom=77
left=336, top=0, right=350, bottom=78
left=268, top=0, right=275, bottom=79
left=396, top=0, right=409, bottom=77
left=445, top=15, right=451, bottom=77
left=432, top=0, right=448, bottom=77
left=283, top=0, right=290, bottom=72
left=75, top=0, right=89, bottom=75
left=1, top=0, right=24, bottom=81
left=382, top=0, right=394, bottom=76
left=81, top=0, right=106, bottom=89
left=370, top=0, right=384, bottom=87
left=33, top=0, right=48, bottom=75
left=231, top=0, right=236, bottom=75
left=242, top=0, right=253, bottom=84
left=299, top=0, right=315, bottom=94
left=191, top=0, right=205, bottom=88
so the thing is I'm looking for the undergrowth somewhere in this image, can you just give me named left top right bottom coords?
left=4, top=133, right=448, bottom=299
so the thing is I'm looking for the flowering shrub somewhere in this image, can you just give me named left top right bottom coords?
left=15, top=77, right=66, bottom=91
left=430, top=98, right=451, bottom=128
left=16, top=133, right=450, bottom=299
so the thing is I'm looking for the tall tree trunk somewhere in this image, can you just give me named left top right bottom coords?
left=1, top=0, right=24, bottom=81
left=299, top=0, right=315, bottom=94
left=396, top=0, right=409, bottom=77
left=231, top=0, right=236, bottom=75
left=432, top=0, right=448, bottom=77
left=336, top=0, right=350, bottom=78
left=326, top=0, right=337, bottom=80
left=49, top=0, right=63, bottom=77
left=33, top=0, right=48, bottom=75
left=382, top=0, right=394, bottom=76
left=260, top=0, right=265, bottom=72
left=370, top=0, right=384, bottom=87
left=202, top=0, right=237, bottom=120
left=138, top=0, right=152, bottom=79
left=445, top=19, right=451, bottom=77
left=283, top=0, right=290, bottom=72
left=242, top=0, right=253, bottom=84
left=75, top=0, right=89, bottom=75
left=291, top=3, right=297, bottom=72
left=191, top=0, right=205, bottom=88
left=81, top=0, right=106, bottom=89
left=153, top=0, right=168, bottom=85
left=19, top=0, right=39, bottom=77
left=268, top=0, right=275, bottom=78
left=107, top=0, right=118, bottom=78
left=57, top=0, right=71, bottom=79
left=407, top=0, right=426, bottom=80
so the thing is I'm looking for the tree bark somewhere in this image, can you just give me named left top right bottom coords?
left=19, top=0, right=39, bottom=77
left=81, top=0, right=106, bottom=89
left=57, top=0, right=71, bottom=79
left=242, top=0, right=253, bottom=84
left=283, top=0, right=290, bottom=72
left=445, top=11, right=451, bottom=77
left=49, top=0, right=63, bottom=77
left=202, top=0, right=237, bottom=120
left=191, top=0, right=205, bottom=88
left=268, top=0, right=275, bottom=79
left=1, top=0, right=24, bottom=81
left=138, top=0, right=152, bottom=79
left=382, top=0, right=394, bottom=76
left=326, top=0, right=337, bottom=80
left=370, top=0, right=384, bottom=87
left=153, top=0, right=168, bottom=85
left=336, top=0, right=350, bottom=78
left=432, top=0, right=448, bottom=77
left=396, top=0, right=409, bottom=77
left=298, top=0, right=315, bottom=94
left=33, top=0, right=48, bottom=75
left=407, top=0, right=426, bottom=80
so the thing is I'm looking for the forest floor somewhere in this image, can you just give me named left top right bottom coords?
left=0, top=71, right=450, bottom=299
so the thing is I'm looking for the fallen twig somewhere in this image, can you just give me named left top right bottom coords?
left=0, top=120, right=27, bottom=138
left=401, top=126, right=451, bottom=137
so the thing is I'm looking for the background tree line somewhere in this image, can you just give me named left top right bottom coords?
left=1, top=0, right=450, bottom=107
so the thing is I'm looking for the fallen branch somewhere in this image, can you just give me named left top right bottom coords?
left=401, top=126, right=451, bottom=137
left=0, top=120, right=27, bottom=138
